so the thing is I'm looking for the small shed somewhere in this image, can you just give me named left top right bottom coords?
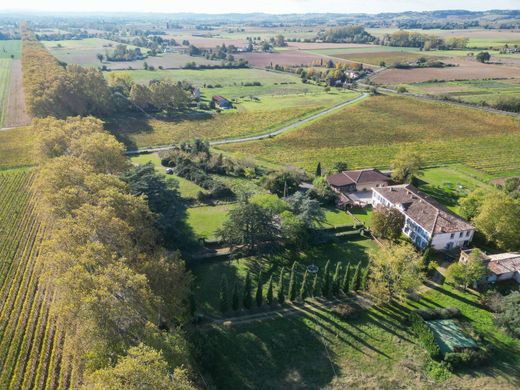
left=212, top=95, right=232, bottom=109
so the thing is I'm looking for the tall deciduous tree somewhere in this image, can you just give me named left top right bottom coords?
left=368, top=243, right=424, bottom=303
left=391, top=149, right=423, bottom=184
left=474, top=192, right=520, bottom=251
left=371, top=207, right=405, bottom=241
left=446, top=250, right=487, bottom=290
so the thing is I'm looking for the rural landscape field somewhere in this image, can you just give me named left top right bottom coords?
left=1, top=3, right=520, bottom=390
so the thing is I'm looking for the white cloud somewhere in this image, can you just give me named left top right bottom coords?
left=1, top=0, right=518, bottom=14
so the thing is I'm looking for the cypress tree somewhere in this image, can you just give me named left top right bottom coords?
left=360, top=264, right=370, bottom=291
left=299, top=270, right=309, bottom=301
left=219, top=275, right=229, bottom=313
left=277, top=267, right=285, bottom=305
left=288, top=261, right=298, bottom=301
left=350, top=263, right=360, bottom=292
left=189, top=293, right=196, bottom=317
left=316, top=162, right=322, bottom=177
left=322, top=260, right=331, bottom=297
left=231, top=282, right=240, bottom=311
left=341, top=262, right=351, bottom=294
left=255, top=271, right=264, bottom=308
left=311, top=272, right=320, bottom=297
left=266, top=275, right=274, bottom=305
left=243, top=271, right=252, bottom=309
left=332, top=262, right=342, bottom=296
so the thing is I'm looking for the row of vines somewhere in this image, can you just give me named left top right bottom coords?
left=0, top=170, right=74, bottom=389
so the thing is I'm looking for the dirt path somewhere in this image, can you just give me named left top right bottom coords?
left=4, top=59, right=31, bottom=128
left=201, top=294, right=373, bottom=328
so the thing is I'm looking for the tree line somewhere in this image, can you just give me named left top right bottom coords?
left=34, top=116, right=197, bottom=388
left=218, top=260, right=369, bottom=314
left=22, top=25, right=191, bottom=119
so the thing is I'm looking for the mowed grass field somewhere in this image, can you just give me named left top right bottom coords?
left=0, top=59, right=11, bottom=126
left=218, top=95, right=520, bottom=176
left=404, top=79, right=520, bottom=105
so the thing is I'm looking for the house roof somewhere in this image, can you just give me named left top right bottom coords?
left=374, top=184, right=474, bottom=235
left=327, top=168, right=390, bottom=187
left=487, top=252, right=520, bottom=275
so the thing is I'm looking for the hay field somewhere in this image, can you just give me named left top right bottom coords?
left=218, top=95, right=520, bottom=176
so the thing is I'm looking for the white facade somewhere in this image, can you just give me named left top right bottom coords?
left=372, top=188, right=474, bottom=251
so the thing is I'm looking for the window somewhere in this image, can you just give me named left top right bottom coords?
left=466, top=231, right=470, bottom=237
left=459, top=232, right=463, bottom=238
left=450, top=233, right=455, bottom=239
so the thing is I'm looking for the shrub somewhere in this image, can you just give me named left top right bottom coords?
left=425, top=360, right=451, bottom=382
left=415, top=306, right=460, bottom=321
left=444, top=346, right=492, bottom=369
left=409, top=313, right=441, bottom=359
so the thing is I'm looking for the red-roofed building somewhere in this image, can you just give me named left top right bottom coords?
left=460, top=249, right=520, bottom=284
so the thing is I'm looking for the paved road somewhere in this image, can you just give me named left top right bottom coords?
left=126, top=92, right=369, bottom=155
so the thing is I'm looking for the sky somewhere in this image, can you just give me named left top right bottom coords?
left=1, top=0, right=519, bottom=14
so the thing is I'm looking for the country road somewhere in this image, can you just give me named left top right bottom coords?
left=125, top=92, right=369, bottom=155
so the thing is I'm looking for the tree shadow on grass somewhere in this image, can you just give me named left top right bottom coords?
left=424, top=281, right=488, bottom=310
left=194, top=316, right=338, bottom=389
left=298, top=304, right=391, bottom=359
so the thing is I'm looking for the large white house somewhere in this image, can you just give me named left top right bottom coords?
left=372, top=184, right=475, bottom=251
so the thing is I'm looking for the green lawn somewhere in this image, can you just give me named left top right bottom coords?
left=187, top=204, right=235, bottom=240
left=0, top=40, right=21, bottom=59
left=193, top=268, right=520, bottom=389
left=131, top=153, right=207, bottom=198
left=0, top=58, right=11, bottom=126
left=416, top=165, right=495, bottom=213
left=191, top=237, right=376, bottom=317
left=323, top=208, right=357, bottom=226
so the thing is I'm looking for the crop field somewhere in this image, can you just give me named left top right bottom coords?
left=371, top=57, right=520, bottom=84
left=331, top=51, right=433, bottom=66
left=115, top=67, right=324, bottom=97
left=307, top=45, right=419, bottom=56
left=0, top=170, right=72, bottom=389
left=366, top=28, right=520, bottom=48
left=0, top=58, right=11, bottom=126
left=0, top=127, right=35, bottom=170
left=110, top=90, right=359, bottom=149
left=237, top=50, right=326, bottom=68
left=218, top=95, right=520, bottom=176
left=0, top=40, right=21, bottom=59
left=42, top=38, right=219, bottom=70
left=403, top=79, right=520, bottom=105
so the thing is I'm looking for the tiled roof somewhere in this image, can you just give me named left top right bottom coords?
left=487, top=253, right=520, bottom=275
left=327, top=169, right=390, bottom=187
left=374, top=184, right=474, bottom=234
